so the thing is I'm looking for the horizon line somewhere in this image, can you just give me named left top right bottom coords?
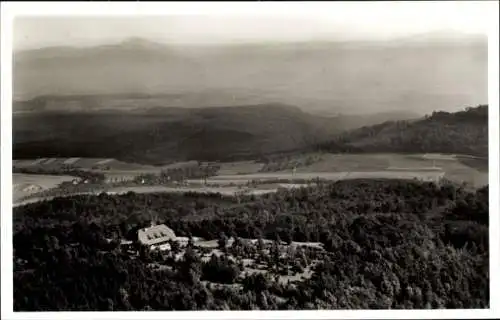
left=13, top=29, right=488, bottom=53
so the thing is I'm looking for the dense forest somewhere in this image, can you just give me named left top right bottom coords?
left=13, top=103, right=487, bottom=164
left=13, top=178, right=489, bottom=310
left=319, top=105, right=488, bottom=157
left=133, top=164, right=220, bottom=184
left=12, top=104, right=337, bottom=164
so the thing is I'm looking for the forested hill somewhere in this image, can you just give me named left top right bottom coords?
left=13, top=179, right=489, bottom=310
left=12, top=102, right=419, bottom=164
left=319, top=105, right=488, bottom=157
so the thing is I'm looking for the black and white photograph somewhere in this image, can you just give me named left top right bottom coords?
left=1, top=1, right=499, bottom=319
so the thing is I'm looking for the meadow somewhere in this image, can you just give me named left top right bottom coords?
left=13, top=173, right=77, bottom=202
left=12, top=152, right=488, bottom=206
left=258, top=153, right=488, bottom=188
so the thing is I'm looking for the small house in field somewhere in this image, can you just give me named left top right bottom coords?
left=137, top=223, right=176, bottom=251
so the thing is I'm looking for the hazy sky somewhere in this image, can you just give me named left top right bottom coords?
left=14, top=2, right=492, bottom=50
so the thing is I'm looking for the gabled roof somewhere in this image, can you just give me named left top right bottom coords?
left=138, top=224, right=176, bottom=246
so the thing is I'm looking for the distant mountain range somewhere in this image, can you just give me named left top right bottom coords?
left=14, top=33, right=487, bottom=115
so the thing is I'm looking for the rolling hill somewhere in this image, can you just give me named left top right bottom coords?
left=13, top=104, right=338, bottom=164
left=13, top=95, right=425, bottom=164
left=13, top=101, right=487, bottom=164
left=319, top=105, right=488, bottom=157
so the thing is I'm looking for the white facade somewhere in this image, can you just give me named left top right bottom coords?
left=137, top=224, right=176, bottom=250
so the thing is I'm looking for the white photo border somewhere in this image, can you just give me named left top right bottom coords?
left=2, top=1, right=499, bottom=319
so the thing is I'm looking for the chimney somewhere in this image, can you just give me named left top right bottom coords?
left=149, top=211, right=156, bottom=227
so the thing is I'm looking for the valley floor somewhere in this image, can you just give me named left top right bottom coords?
left=12, top=152, right=488, bottom=207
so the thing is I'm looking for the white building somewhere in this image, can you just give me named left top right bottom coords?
left=137, top=223, right=176, bottom=251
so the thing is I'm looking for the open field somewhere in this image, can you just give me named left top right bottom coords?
left=273, top=153, right=441, bottom=172
left=13, top=157, right=157, bottom=171
left=13, top=157, right=203, bottom=183
left=105, top=185, right=279, bottom=196
left=13, top=173, right=77, bottom=202
left=421, top=153, right=458, bottom=161
left=12, top=183, right=308, bottom=207
left=204, top=170, right=445, bottom=184
left=217, top=161, right=264, bottom=175
left=455, top=155, right=488, bottom=172
left=265, top=153, right=488, bottom=188
left=12, top=152, right=488, bottom=206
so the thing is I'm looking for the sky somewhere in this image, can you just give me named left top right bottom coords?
left=13, top=2, right=493, bottom=51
